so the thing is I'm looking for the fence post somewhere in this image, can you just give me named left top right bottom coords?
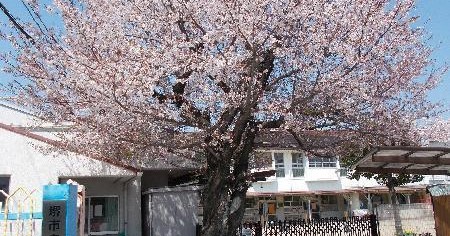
left=255, top=221, right=263, bottom=236
left=196, top=224, right=202, bottom=236
left=369, top=214, right=379, bottom=236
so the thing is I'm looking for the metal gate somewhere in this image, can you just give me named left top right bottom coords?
left=0, top=187, right=42, bottom=236
left=238, top=215, right=379, bottom=236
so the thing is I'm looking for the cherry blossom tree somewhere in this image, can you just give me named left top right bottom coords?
left=1, top=0, right=446, bottom=235
left=416, top=118, right=450, bottom=144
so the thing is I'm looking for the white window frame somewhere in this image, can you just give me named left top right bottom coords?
left=274, top=153, right=285, bottom=178
left=86, top=195, right=120, bottom=236
left=291, top=153, right=304, bottom=178
left=308, top=157, right=337, bottom=168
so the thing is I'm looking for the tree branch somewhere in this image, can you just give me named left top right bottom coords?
left=0, top=2, right=35, bottom=44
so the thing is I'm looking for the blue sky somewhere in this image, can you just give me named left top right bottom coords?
left=1, top=0, right=449, bottom=117
left=414, top=0, right=450, bottom=118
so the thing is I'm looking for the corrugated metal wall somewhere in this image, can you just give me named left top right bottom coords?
left=143, top=186, right=199, bottom=236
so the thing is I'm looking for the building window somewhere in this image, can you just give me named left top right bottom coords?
left=0, top=176, right=10, bottom=211
left=284, top=196, right=304, bottom=207
left=245, top=198, right=256, bottom=208
left=291, top=153, right=304, bottom=177
left=85, top=196, right=119, bottom=235
left=320, top=195, right=338, bottom=211
left=320, top=195, right=337, bottom=205
left=309, top=157, right=337, bottom=168
left=274, top=153, right=285, bottom=177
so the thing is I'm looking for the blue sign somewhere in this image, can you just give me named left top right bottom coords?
left=42, top=184, right=77, bottom=236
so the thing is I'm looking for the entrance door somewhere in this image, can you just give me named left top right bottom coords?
left=310, top=200, right=320, bottom=219
left=85, top=196, right=119, bottom=236
left=258, top=200, right=277, bottom=222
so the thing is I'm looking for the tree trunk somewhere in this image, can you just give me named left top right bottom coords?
left=201, top=121, right=257, bottom=236
left=387, top=177, right=403, bottom=236
left=200, top=152, right=251, bottom=236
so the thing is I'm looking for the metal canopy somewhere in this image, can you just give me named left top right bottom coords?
left=353, top=146, right=450, bottom=176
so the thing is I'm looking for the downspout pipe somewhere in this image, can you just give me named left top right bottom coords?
left=123, top=172, right=143, bottom=236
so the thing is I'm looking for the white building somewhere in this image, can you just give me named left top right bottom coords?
left=1, top=101, right=446, bottom=235
left=244, top=130, right=444, bottom=222
left=0, top=102, right=144, bottom=236
left=0, top=102, right=200, bottom=236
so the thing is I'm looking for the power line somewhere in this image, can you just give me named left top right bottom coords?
left=0, top=1, right=35, bottom=44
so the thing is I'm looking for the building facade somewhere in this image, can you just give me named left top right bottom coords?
left=1, top=101, right=446, bottom=235
left=244, top=134, right=441, bottom=222
left=0, top=102, right=199, bottom=236
left=0, top=102, right=144, bottom=236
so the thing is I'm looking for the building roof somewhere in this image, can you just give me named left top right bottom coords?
left=0, top=122, right=141, bottom=173
left=353, top=146, right=450, bottom=176
left=0, top=102, right=199, bottom=171
left=0, top=102, right=37, bottom=117
left=255, top=129, right=301, bottom=149
left=255, top=129, right=348, bottom=153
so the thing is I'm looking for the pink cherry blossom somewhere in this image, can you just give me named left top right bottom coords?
left=1, top=0, right=447, bottom=235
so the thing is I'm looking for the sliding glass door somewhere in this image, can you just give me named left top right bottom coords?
left=85, top=196, right=119, bottom=236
